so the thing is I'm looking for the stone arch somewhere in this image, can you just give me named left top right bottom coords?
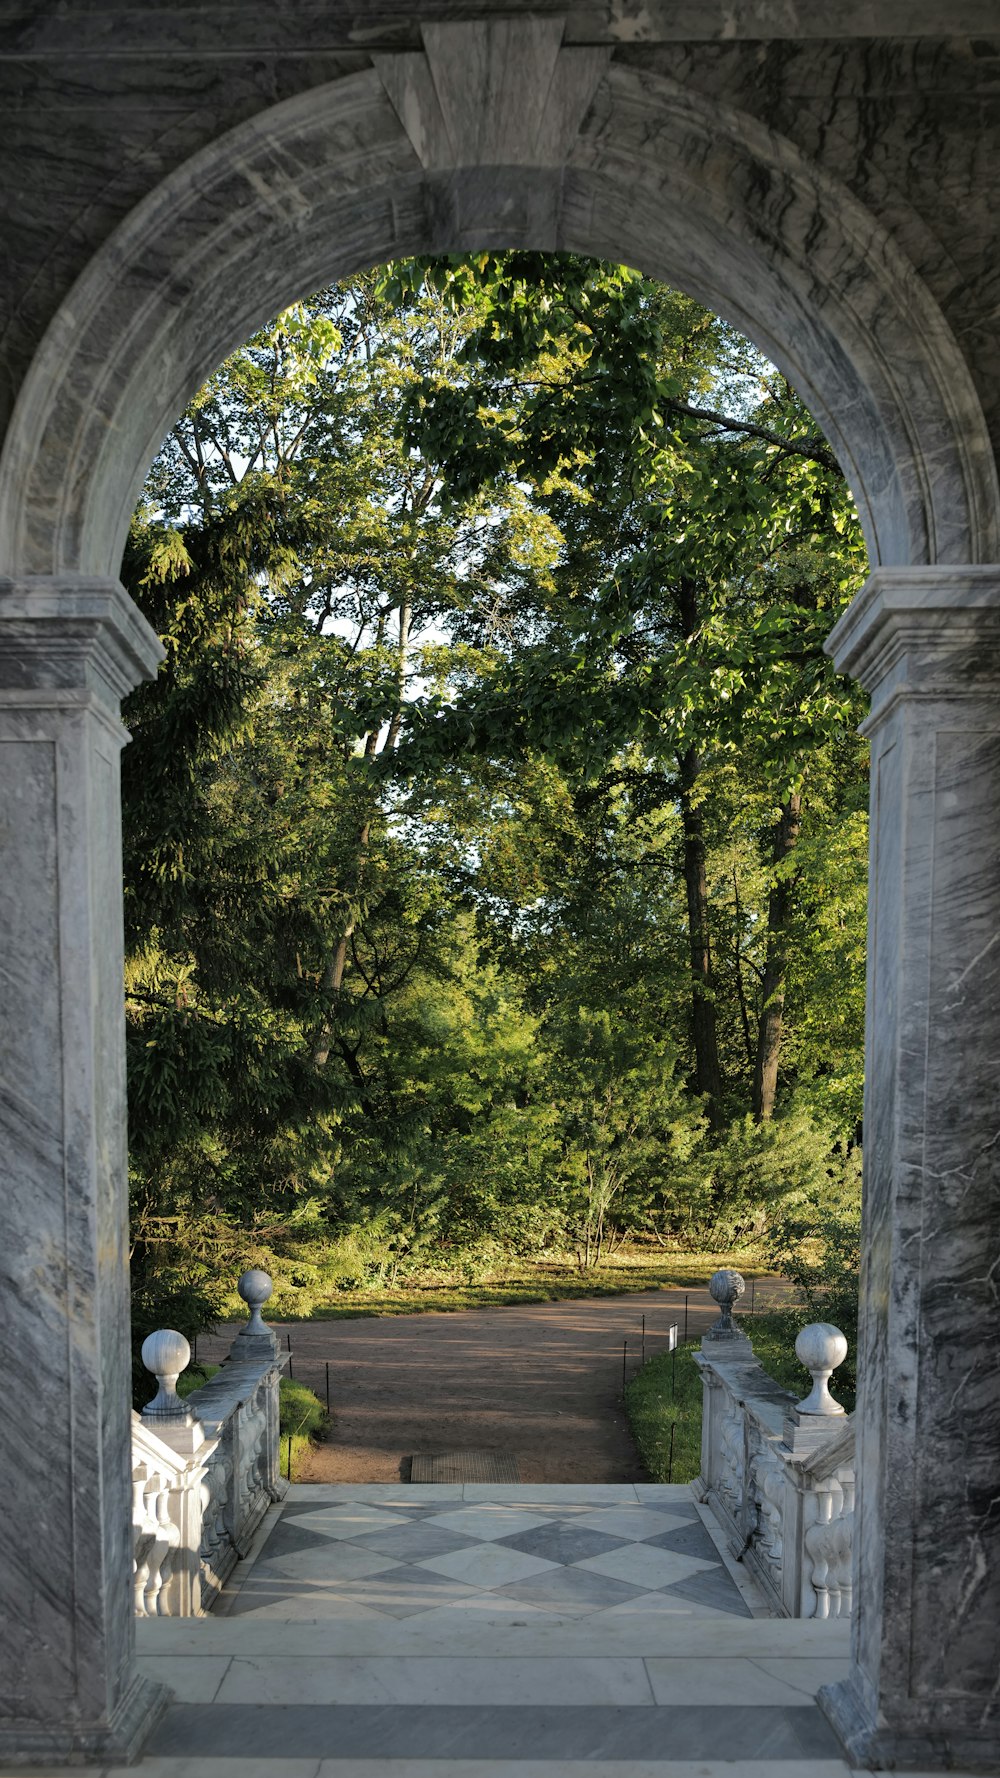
left=0, top=19, right=997, bottom=577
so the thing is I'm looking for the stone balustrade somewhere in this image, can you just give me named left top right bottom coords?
left=131, top=1270, right=287, bottom=1617
left=693, top=1271, right=854, bottom=1621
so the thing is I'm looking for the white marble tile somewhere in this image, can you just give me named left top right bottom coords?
left=632, top=1484, right=701, bottom=1504
left=223, top=1591, right=390, bottom=1622
left=645, top=1654, right=846, bottom=1705
left=575, top=1544, right=718, bottom=1590
left=106, top=1764, right=321, bottom=1778
left=572, top=1506, right=687, bottom=1541
left=132, top=1602, right=852, bottom=1661
left=134, top=1654, right=232, bottom=1703
left=421, top=1506, right=551, bottom=1540
left=216, top=1653, right=656, bottom=1705
left=415, top=1543, right=560, bottom=1588
left=311, top=1766, right=854, bottom=1778
left=598, top=1590, right=735, bottom=1620
left=460, top=1484, right=640, bottom=1502
left=278, top=1503, right=411, bottom=1539
left=286, top=1484, right=464, bottom=1502
left=260, top=1543, right=400, bottom=1582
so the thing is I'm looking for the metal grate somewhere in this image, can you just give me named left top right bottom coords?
left=409, top=1448, right=521, bottom=1483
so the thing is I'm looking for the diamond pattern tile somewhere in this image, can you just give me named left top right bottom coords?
left=494, top=1521, right=629, bottom=1566
left=321, top=1564, right=484, bottom=1618
left=572, top=1506, right=685, bottom=1541
left=225, top=1490, right=755, bottom=1623
left=348, top=1521, right=480, bottom=1561
left=497, top=1563, right=645, bottom=1614
left=574, top=1542, right=720, bottom=1591
left=642, top=1520, right=722, bottom=1561
left=423, top=1506, right=551, bottom=1541
left=273, top=1503, right=410, bottom=1541
left=662, top=1565, right=753, bottom=1615
left=262, top=1542, right=400, bottom=1583
left=416, top=1542, right=560, bottom=1589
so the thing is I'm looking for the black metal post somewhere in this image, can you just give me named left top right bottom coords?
left=667, top=1421, right=676, bottom=1483
left=683, top=1294, right=689, bottom=1343
left=325, top=1360, right=330, bottom=1413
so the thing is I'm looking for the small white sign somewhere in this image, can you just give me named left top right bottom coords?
left=668, top=1324, right=678, bottom=1351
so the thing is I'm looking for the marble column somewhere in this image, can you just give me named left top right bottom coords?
left=819, top=566, right=1000, bottom=1772
left=0, top=577, right=167, bottom=1763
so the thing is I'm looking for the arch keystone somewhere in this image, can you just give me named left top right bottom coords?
left=374, top=19, right=609, bottom=169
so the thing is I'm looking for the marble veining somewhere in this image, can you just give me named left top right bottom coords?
left=1, top=11, right=1000, bottom=1771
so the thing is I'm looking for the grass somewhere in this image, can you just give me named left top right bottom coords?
left=276, top=1245, right=770, bottom=1321
left=624, top=1310, right=844, bottom=1485
left=176, top=1362, right=219, bottom=1397
left=169, top=1361, right=327, bottom=1483
left=279, top=1376, right=328, bottom=1482
left=626, top=1341, right=705, bottom=1484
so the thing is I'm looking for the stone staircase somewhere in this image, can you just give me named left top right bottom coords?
left=114, top=1481, right=870, bottom=1777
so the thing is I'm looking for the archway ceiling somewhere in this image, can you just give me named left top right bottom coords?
left=5, top=1, right=1000, bottom=52
left=0, top=18, right=997, bottom=577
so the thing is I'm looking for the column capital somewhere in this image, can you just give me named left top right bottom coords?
left=0, top=573, right=164, bottom=704
left=825, top=565, right=1000, bottom=715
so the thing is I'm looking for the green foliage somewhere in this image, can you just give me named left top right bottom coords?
left=762, top=1173, right=862, bottom=1397
left=125, top=255, right=866, bottom=1350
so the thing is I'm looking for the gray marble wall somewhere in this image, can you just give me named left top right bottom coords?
left=0, top=8, right=999, bottom=1770
left=0, top=577, right=166, bottom=1763
left=821, top=568, right=1000, bottom=1771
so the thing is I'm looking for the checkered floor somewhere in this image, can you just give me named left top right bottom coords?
left=139, top=1487, right=863, bottom=1771
left=223, top=1487, right=753, bottom=1621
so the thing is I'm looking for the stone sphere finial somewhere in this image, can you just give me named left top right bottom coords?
left=795, top=1322, right=849, bottom=1416
left=140, top=1328, right=192, bottom=1421
left=707, top=1268, right=746, bottom=1338
left=238, top=1268, right=274, bottom=1338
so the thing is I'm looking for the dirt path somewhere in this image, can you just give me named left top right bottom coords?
left=199, top=1284, right=775, bottom=1483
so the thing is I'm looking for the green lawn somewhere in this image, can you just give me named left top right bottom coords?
left=279, top=1376, right=328, bottom=1481
left=175, top=1363, right=326, bottom=1483
left=276, top=1246, right=767, bottom=1321
left=625, top=1312, right=828, bottom=1484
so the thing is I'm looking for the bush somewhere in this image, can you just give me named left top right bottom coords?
left=763, top=1161, right=861, bottom=1398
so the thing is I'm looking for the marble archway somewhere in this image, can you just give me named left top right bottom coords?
left=1, top=18, right=998, bottom=1771
left=1, top=22, right=997, bottom=574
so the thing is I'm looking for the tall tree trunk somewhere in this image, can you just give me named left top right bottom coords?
left=678, top=744, right=725, bottom=1126
left=752, top=791, right=803, bottom=1121
left=675, top=576, right=724, bottom=1126
left=312, top=596, right=412, bottom=1067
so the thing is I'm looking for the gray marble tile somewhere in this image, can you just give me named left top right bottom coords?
left=149, top=1701, right=845, bottom=1760
left=268, top=1503, right=410, bottom=1541
left=662, top=1567, right=752, bottom=1616
left=255, top=1521, right=341, bottom=1561
left=493, top=1522, right=629, bottom=1566
left=320, top=1564, right=485, bottom=1618
left=422, top=1507, right=551, bottom=1541
left=641, top=1521, right=722, bottom=1561
left=496, top=1565, right=644, bottom=1613
left=348, top=1523, right=480, bottom=1562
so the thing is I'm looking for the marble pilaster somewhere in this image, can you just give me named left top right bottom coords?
left=820, top=566, right=1000, bottom=1771
left=0, top=577, right=166, bottom=1763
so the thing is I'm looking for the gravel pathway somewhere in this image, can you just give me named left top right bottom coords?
left=198, top=1284, right=769, bottom=1483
